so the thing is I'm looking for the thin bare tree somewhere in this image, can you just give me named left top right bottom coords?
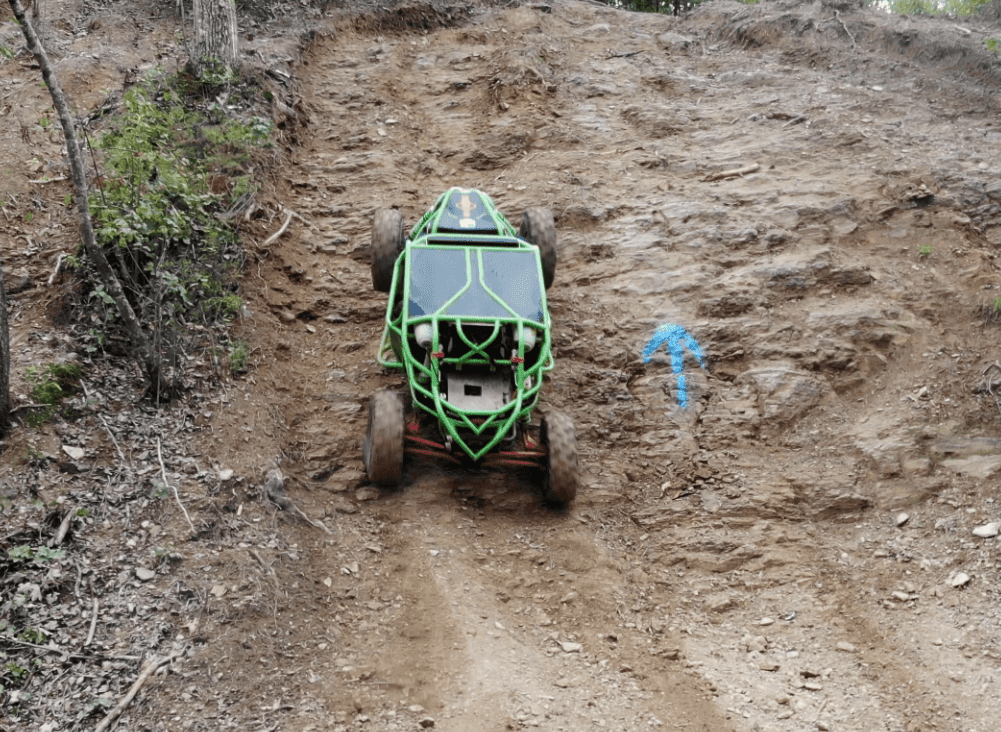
left=7, top=0, right=166, bottom=395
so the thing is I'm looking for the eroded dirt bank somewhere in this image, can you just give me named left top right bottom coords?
left=3, top=1, right=1001, bottom=731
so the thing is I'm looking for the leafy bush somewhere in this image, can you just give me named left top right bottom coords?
left=72, top=67, right=272, bottom=385
left=23, top=363, right=82, bottom=426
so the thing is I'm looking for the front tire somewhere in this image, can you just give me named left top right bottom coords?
left=541, top=411, right=578, bottom=507
left=372, top=209, right=404, bottom=293
left=519, top=207, right=557, bottom=290
left=364, top=391, right=404, bottom=486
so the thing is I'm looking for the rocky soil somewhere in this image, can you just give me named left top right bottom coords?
left=3, top=0, right=1001, bottom=731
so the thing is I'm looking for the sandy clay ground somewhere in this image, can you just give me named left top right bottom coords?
left=3, top=0, right=1001, bottom=731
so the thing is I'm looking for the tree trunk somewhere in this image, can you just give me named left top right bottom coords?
left=191, top=0, right=239, bottom=76
left=0, top=245, right=9, bottom=436
left=7, top=0, right=166, bottom=397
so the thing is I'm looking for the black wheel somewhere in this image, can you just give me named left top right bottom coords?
left=372, top=209, right=404, bottom=293
left=363, top=391, right=404, bottom=486
left=519, top=207, right=557, bottom=290
left=540, top=411, right=578, bottom=507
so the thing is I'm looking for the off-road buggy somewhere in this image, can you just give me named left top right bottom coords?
left=363, top=187, right=579, bottom=506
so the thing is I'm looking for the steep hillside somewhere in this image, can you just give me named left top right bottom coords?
left=2, top=1, right=1001, bottom=731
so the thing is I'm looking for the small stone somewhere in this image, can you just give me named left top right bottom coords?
left=418, top=718, right=435, bottom=729
left=895, top=512, right=909, bottom=527
left=816, top=721, right=830, bottom=731
left=619, top=664, right=633, bottom=673
left=408, top=705, right=424, bottom=714
left=560, top=641, right=582, bottom=653
left=803, top=681, right=823, bottom=691
left=777, top=710, right=793, bottom=720
left=218, top=468, right=234, bottom=481
left=554, top=677, right=570, bottom=688
left=759, top=617, right=774, bottom=626
left=835, top=641, right=856, bottom=653
left=950, top=572, right=971, bottom=588
left=355, top=487, right=380, bottom=502
left=211, top=584, right=227, bottom=598
left=136, top=568, right=156, bottom=581
left=891, top=591, right=910, bottom=602
left=972, top=522, right=999, bottom=538
left=62, top=445, right=85, bottom=460
left=759, top=661, right=780, bottom=671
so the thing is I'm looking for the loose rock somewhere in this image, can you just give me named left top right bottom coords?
left=972, top=522, right=999, bottom=538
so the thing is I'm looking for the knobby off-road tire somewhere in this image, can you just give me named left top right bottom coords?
left=364, top=391, right=404, bottom=486
left=519, top=207, right=557, bottom=290
left=541, top=411, right=578, bottom=507
left=372, top=209, right=404, bottom=293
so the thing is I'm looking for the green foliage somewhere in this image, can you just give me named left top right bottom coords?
left=16, top=628, right=47, bottom=645
left=6, top=545, right=64, bottom=563
left=882, top=0, right=993, bottom=15
left=229, top=339, right=249, bottom=375
left=918, top=243, right=933, bottom=257
left=23, top=363, right=82, bottom=426
left=0, top=45, right=13, bottom=61
left=987, top=38, right=999, bottom=53
left=78, top=67, right=269, bottom=366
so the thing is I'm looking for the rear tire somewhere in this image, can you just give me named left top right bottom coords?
left=519, top=207, right=557, bottom=290
left=541, top=411, right=578, bottom=507
left=364, top=391, right=404, bottom=486
left=372, top=209, right=404, bottom=293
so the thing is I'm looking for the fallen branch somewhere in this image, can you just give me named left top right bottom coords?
left=157, top=438, right=194, bottom=532
left=28, top=175, right=68, bottom=184
left=49, top=507, right=75, bottom=547
left=704, top=163, right=760, bottom=182
left=46, top=253, right=64, bottom=286
left=84, top=592, right=98, bottom=647
left=262, top=208, right=293, bottom=248
left=93, top=654, right=177, bottom=732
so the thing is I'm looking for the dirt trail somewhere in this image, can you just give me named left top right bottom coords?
left=4, top=1, right=1001, bottom=731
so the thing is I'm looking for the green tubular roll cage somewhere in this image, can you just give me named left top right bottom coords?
left=376, top=238, right=555, bottom=462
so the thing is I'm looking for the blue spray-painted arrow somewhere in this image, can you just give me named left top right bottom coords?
left=641, top=323, right=706, bottom=409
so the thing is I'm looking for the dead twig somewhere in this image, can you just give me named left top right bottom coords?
left=84, top=588, right=98, bottom=647
left=704, top=163, right=760, bottom=182
left=93, top=654, right=178, bottom=732
left=781, top=115, right=808, bottom=128
left=28, top=175, right=68, bottom=184
left=99, top=415, right=127, bottom=464
left=157, top=438, right=194, bottom=532
left=285, top=207, right=313, bottom=228
left=46, top=252, right=64, bottom=286
left=261, top=208, right=293, bottom=248
left=264, top=467, right=332, bottom=534
left=49, top=507, right=75, bottom=547
left=0, top=635, right=139, bottom=662
left=979, top=362, right=1001, bottom=417
left=606, top=50, right=643, bottom=59
left=834, top=10, right=856, bottom=51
